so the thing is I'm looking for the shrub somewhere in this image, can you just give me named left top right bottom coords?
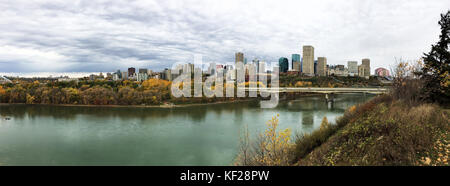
left=293, top=117, right=338, bottom=163
left=235, top=114, right=294, bottom=166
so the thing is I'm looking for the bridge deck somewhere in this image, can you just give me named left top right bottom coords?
left=244, top=87, right=388, bottom=94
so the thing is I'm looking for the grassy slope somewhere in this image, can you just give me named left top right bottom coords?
left=294, top=95, right=449, bottom=166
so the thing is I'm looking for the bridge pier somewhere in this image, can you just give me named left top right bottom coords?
left=325, top=93, right=335, bottom=103
left=325, top=93, right=335, bottom=109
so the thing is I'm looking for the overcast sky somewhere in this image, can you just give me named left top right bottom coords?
left=0, top=0, right=449, bottom=73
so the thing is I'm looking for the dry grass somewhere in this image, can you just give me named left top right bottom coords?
left=297, top=98, right=449, bottom=166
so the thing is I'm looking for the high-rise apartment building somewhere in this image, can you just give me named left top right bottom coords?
left=317, top=57, right=327, bottom=76
left=302, top=46, right=314, bottom=75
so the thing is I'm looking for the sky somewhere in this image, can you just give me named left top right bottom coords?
left=0, top=0, right=449, bottom=73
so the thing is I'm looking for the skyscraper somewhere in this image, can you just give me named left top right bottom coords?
left=302, top=46, right=314, bottom=75
left=278, top=57, right=289, bottom=73
left=347, top=61, right=358, bottom=76
left=362, top=58, right=370, bottom=78
left=291, top=54, right=301, bottom=71
left=235, top=52, right=244, bottom=64
left=317, top=57, right=327, bottom=76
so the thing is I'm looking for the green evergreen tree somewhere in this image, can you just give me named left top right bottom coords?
left=420, top=10, right=450, bottom=104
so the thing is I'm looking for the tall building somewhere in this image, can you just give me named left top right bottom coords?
left=128, top=67, right=136, bottom=77
left=292, top=54, right=301, bottom=71
left=317, top=57, right=327, bottom=76
left=208, top=62, right=216, bottom=75
left=252, top=58, right=260, bottom=73
left=314, top=60, right=318, bottom=75
left=302, top=46, right=314, bottom=75
left=258, top=61, right=266, bottom=73
left=235, top=52, right=244, bottom=64
left=163, top=68, right=172, bottom=81
left=139, top=68, right=147, bottom=74
left=358, top=65, right=365, bottom=78
left=362, top=58, right=370, bottom=78
left=116, top=69, right=122, bottom=79
left=278, top=57, right=289, bottom=73
left=121, top=71, right=128, bottom=80
left=347, top=61, right=358, bottom=76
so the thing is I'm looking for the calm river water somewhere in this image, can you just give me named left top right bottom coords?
left=0, top=94, right=373, bottom=165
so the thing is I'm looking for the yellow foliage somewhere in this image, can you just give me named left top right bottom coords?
left=294, top=81, right=312, bottom=87
left=142, top=79, right=171, bottom=90
left=258, top=114, right=293, bottom=166
left=239, top=81, right=266, bottom=87
left=26, top=94, right=35, bottom=104
left=235, top=114, right=294, bottom=166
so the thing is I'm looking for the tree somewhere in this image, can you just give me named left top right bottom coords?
left=0, top=85, right=6, bottom=102
left=26, top=94, right=35, bottom=104
left=235, top=114, right=293, bottom=166
left=419, top=10, right=450, bottom=104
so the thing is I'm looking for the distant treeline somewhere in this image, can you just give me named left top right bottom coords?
left=0, top=74, right=385, bottom=106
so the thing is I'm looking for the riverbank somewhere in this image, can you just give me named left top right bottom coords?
left=294, top=94, right=449, bottom=165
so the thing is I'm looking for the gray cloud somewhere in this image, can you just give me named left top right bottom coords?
left=0, top=0, right=449, bottom=73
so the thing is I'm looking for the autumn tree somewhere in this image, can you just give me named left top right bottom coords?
left=235, top=114, right=294, bottom=166
left=0, top=85, right=6, bottom=102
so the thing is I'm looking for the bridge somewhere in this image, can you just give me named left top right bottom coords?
left=245, top=87, right=388, bottom=94
left=245, top=87, right=389, bottom=103
left=0, top=76, right=12, bottom=84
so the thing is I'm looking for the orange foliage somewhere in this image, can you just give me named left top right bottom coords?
left=0, top=86, right=5, bottom=96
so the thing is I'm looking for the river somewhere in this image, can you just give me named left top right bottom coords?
left=0, top=94, right=373, bottom=165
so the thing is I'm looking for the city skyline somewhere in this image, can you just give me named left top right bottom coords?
left=0, top=0, right=449, bottom=73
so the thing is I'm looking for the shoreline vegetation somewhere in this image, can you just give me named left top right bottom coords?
left=0, top=93, right=329, bottom=109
